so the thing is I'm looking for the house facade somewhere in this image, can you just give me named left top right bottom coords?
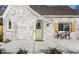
left=0, top=5, right=79, bottom=53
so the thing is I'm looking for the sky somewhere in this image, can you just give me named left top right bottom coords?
left=68, top=5, right=78, bottom=9
left=68, top=6, right=76, bottom=9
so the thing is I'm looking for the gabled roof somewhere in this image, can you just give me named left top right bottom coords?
left=30, top=5, right=79, bottom=15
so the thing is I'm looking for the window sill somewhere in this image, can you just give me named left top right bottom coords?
left=7, top=29, right=12, bottom=32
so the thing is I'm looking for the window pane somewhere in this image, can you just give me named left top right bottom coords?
left=9, top=21, right=11, bottom=29
left=63, top=23, right=70, bottom=31
left=36, top=22, right=41, bottom=29
left=58, top=23, right=63, bottom=31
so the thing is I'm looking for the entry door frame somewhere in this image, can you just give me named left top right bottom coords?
left=34, top=20, right=43, bottom=41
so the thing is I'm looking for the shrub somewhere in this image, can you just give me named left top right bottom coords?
left=0, top=49, right=4, bottom=54
left=16, top=48, right=28, bottom=54
left=0, top=48, right=7, bottom=54
left=48, top=47, right=62, bottom=54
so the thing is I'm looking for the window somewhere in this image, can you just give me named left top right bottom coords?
left=63, top=23, right=70, bottom=31
left=58, top=23, right=70, bottom=31
left=36, top=21, right=41, bottom=29
left=8, top=21, right=11, bottom=29
left=58, top=23, right=63, bottom=31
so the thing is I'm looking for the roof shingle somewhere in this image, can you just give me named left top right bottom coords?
left=30, top=6, right=79, bottom=15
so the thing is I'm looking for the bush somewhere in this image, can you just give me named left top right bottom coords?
left=0, top=49, right=4, bottom=54
left=16, top=48, right=28, bottom=54
left=48, top=47, right=62, bottom=54
left=0, top=48, right=7, bottom=54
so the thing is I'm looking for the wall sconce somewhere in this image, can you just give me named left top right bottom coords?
left=46, top=23, right=49, bottom=27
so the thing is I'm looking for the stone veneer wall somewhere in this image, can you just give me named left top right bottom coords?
left=44, top=15, right=79, bottom=40
left=3, top=5, right=54, bottom=53
left=3, top=5, right=53, bottom=41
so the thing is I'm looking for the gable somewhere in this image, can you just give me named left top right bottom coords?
left=3, top=5, right=52, bottom=23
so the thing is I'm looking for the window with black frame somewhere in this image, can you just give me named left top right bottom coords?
left=58, top=23, right=63, bottom=31
left=58, top=23, right=70, bottom=31
left=9, top=21, right=11, bottom=29
left=63, top=23, right=70, bottom=31
left=36, top=21, right=41, bottom=29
